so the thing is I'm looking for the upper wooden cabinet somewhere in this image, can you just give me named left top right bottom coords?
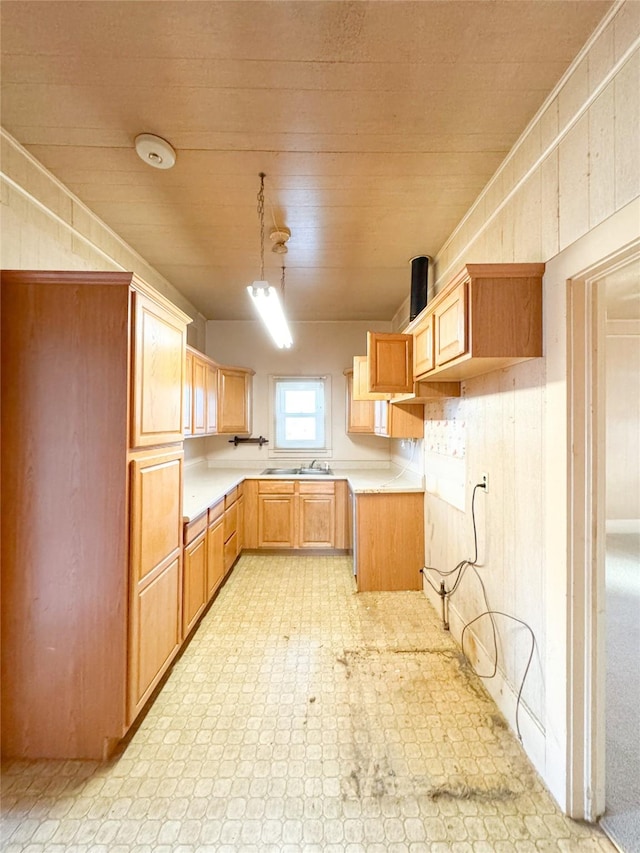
left=413, top=312, right=434, bottom=376
left=367, top=331, right=413, bottom=394
left=352, top=355, right=390, bottom=401
left=344, top=369, right=376, bottom=434
left=183, top=349, right=193, bottom=436
left=217, top=366, right=254, bottom=434
left=205, top=363, right=218, bottom=434
left=409, top=263, right=544, bottom=382
left=184, top=348, right=251, bottom=438
left=192, top=354, right=207, bottom=435
left=374, top=400, right=424, bottom=439
left=131, top=288, right=187, bottom=448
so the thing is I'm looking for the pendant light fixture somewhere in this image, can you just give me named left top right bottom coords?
left=247, top=173, right=293, bottom=349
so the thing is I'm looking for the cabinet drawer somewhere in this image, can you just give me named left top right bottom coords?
left=184, top=511, right=207, bottom=545
left=258, top=479, right=296, bottom=494
left=298, top=480, right=335, bottom=495
left=225, top=485, right=239, bottom=508
left=208, top=498, right=224, bottom=524
left=224, top=530, right=238, bottom=572
left=224, top=501, right=238, bottom=542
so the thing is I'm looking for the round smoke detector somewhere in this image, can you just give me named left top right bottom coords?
left=134, top=133, right=176, bottom=169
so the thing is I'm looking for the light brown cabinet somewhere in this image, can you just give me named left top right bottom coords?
left=413, top=312, right=435, bottom=376
left=223, top=484, right=243, bottom=571
left=298, top=481, right=336, bottom=547
left=217, top=366, right=254, bottom=434
left=367, top=331, right=414, bottom=394
left=258, top=481, right=297, bottom=548
left=184, top=348, right=251, bottom=438
left=192, top=355, right=207, bottom=435
left=129, top=448, right=184, bottom=721
left=206, top=363, right=218, bottom=434
left=246, top=479, right=346, bottom=550
left=374, top=400, right=424, bottom=439
left=131, top=289, right=186, bottom=448
left=353, top=491, right=424, bottom=591
left=182, top=513, right=208, bottom=637
left=344, top=369, right=376, bottom=433
left=206, top=501, right=225, bottom=599
left=410, top=263, right=544, bottom=381
left=346, top=367, right=425, bottom=438
left=1, top=270, right=189, bottom=760
left=184, top=348, right=193, bottom=436
left=352, top=355, right=390, bottom=401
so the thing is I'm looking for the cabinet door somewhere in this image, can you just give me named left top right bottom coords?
left=183, top=531, right=207, bottom=636
left=218, top=368, right=252, bottom=434
left=345, top=371, right=375, bottom=433
left=131, top=290, right=186, bottom=447
left=435, top=281, right=467, bottom=367
left=352, top=355, right=389, bottom=401
left=184, top=348, right=193, bottom=436
left=367, top=332, right=413, bottom=394
left=413, top=314, right=434, bottom=377
left=298, top=487, right=335, bottom=548
left=205, top=364, right=218, bottom=434
left=192, top=356, right=207, bottom=435
left=258, top=494, right=296, bottom=547
left=129, top=449, right=183, bottom=720
left=207, top=516, right=225, bottom=598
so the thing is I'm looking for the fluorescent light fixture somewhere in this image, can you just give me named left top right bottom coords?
left=247, top=281, right=293, bottom=349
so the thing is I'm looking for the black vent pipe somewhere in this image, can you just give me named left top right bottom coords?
left=409, top=255, right=430, bottom=321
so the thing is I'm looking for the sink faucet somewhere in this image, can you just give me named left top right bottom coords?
left=309, top=459, right=318, bottom=469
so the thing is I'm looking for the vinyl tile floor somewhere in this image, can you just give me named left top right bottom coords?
left=1, top=555, right=615, bottom=852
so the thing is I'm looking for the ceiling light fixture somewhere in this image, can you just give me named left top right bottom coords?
left=247, top=173, right=293, bottom=349
left=270, top=226, right=291, bottom=254
left=134, top=133, right=176, bottom=169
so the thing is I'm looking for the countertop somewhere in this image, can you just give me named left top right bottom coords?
left=183, top=463, right=424, bottom=522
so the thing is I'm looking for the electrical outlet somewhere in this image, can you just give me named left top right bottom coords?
left=481, top=472, right=489, bottom=493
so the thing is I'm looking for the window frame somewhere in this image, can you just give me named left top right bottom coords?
left=268, top=375, right=332, bottom=458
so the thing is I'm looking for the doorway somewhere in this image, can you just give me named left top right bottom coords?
left=566, top=243, right=640, bottom=835
left=600, top=259, right=640, bottom=852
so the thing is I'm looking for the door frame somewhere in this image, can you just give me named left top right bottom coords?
left=566, top=240, right=640, bottom=820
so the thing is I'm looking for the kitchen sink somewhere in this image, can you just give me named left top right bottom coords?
left=261, top=466, right=333, bottom=476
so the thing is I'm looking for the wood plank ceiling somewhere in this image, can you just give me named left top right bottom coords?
left=1, top=0, right=612, bottom=321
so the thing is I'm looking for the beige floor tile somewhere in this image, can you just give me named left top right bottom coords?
left=1, top=556, right=615, bottom=851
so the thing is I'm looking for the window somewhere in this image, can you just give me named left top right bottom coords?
left=271, top=376, right=331, bottom=452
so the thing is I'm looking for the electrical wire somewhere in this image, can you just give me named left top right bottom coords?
left=376, top=437, right=419, bottom=488
left=421, top=480, right=537, bottom=743
left=461, top=610, right=537, bottom=743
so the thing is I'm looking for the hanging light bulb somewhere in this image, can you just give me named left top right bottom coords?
left=246, top=173, right=293, bottom=349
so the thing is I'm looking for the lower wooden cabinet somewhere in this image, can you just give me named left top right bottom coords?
left=353, top=491, right=424, bottom=591
left=249, top=480, right=345, bottom=549
left=128, top=448, right=184, bottom=722
left=223, top=484, right=243, bottom=572
left=207, top=501, right=225, bottom=598
left=298, top=482, right=336, bottom=547
left=183, top=513, right=208, bottom=636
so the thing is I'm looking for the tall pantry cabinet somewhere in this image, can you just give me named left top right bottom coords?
left=1, top=271, right=190, bottom=760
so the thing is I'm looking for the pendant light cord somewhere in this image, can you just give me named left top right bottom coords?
left=257, top=172, right=266, bottom=280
